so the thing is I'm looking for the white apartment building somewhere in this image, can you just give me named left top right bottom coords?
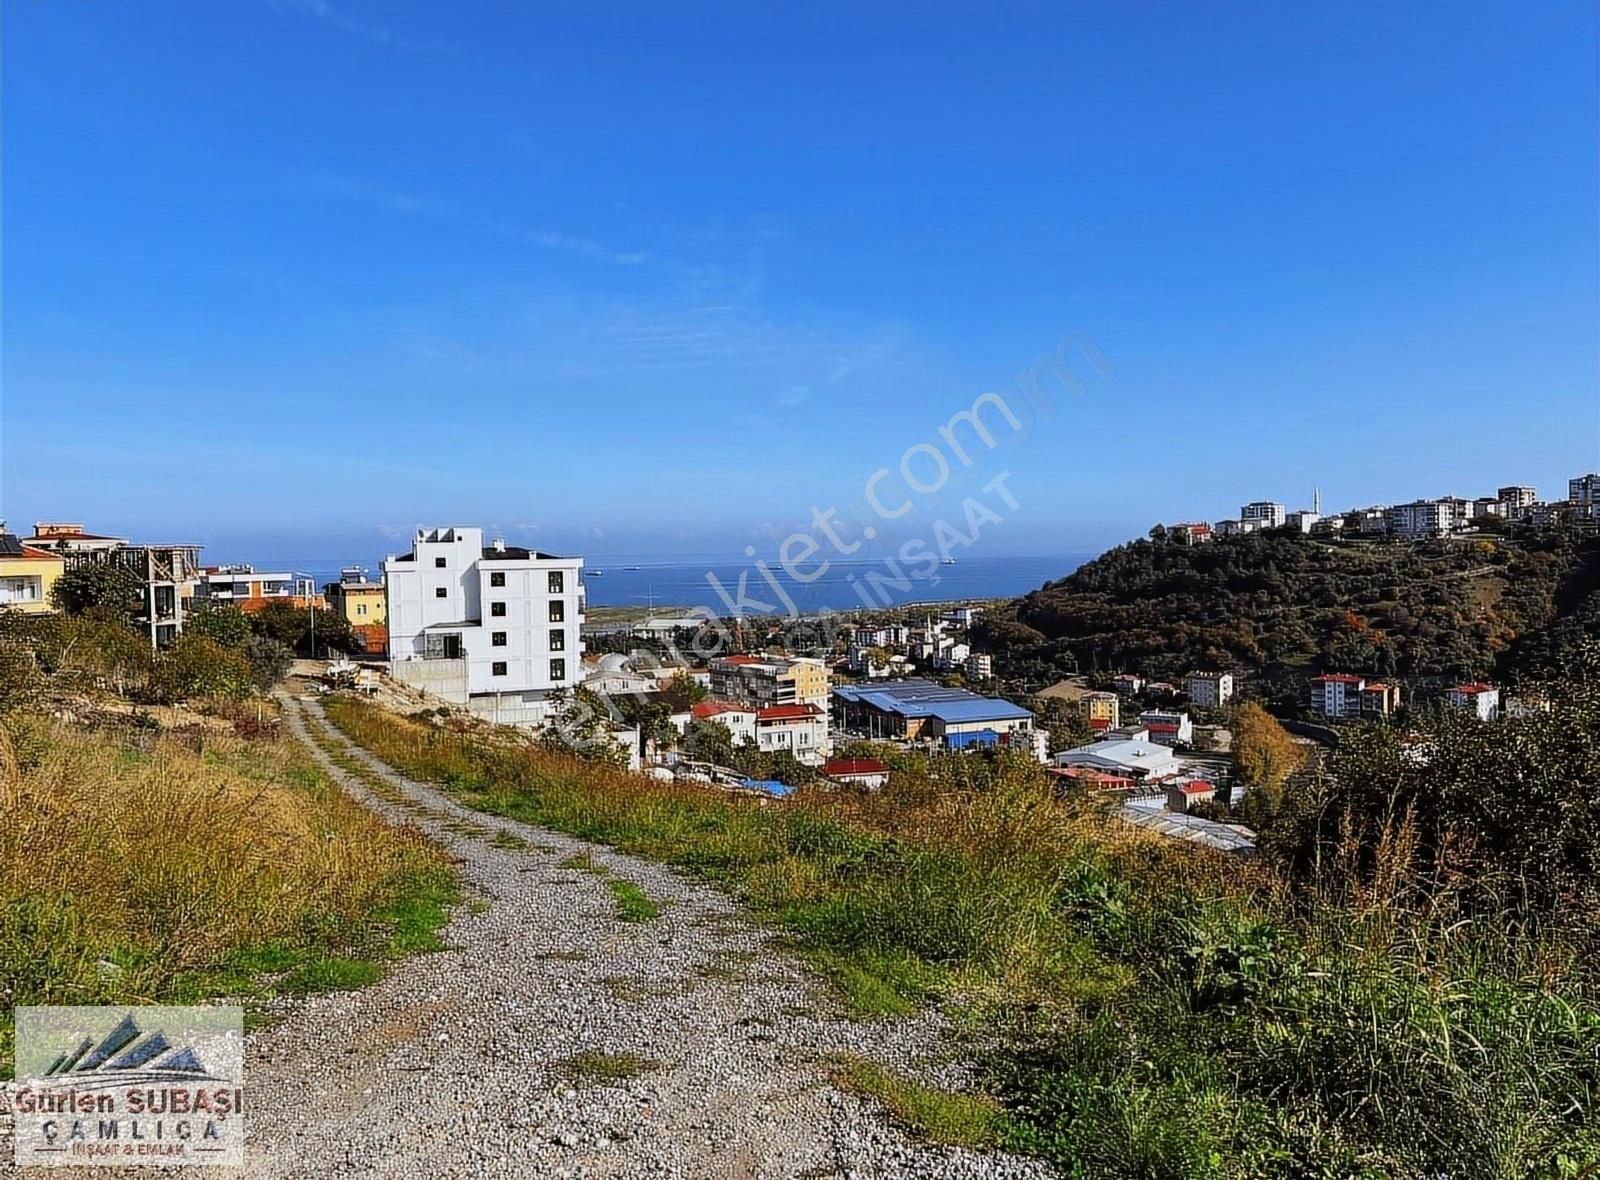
left=195, top=565, right=318, bottom=605
left=755, top=704, right=827, bottom=765
left=690, top=700, right=759, bottom=745
left=1385, top=499, right=1464, bottom=538
left=1448, top=683, right=1500, bottom=721
left=964, top=652, right=994, bottom=680
left=1309, top=673, right=1365, bottom=719
left=1498, top=485, right=1537, bottom=511
left=384, top=527, right=584, bottom=727
left=1241, top=501, right=1286, bottom=529
left=1186, top=670, right=1234, bottom=708
left=1285, top=511, right=1321, bottom=533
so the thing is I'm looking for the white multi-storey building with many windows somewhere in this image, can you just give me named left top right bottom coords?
left=384, top=527, right=584, bottom=726
left=1241, top=501, right=1286, bottom=529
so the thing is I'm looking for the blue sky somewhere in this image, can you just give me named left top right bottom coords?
left=3, top=1, right=1596, bottom=568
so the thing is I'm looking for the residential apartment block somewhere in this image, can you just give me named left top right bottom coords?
left=1310, top=673, right=1401, bottom=720
left=1570, top=474, right=1600, bottom=522
left=384, top=527, right=584, bottom=727
left=1309, top=673, right=1365, bottom=719
left=690, top=699, right=758, bottom=745
left=1138, top=709, right=1193, bottom=746
left=1081, top=690, right=1120, bottom=734
left=1498, top=485, right=1537, bottom=511
left=1185, top=670, right=1234, bottom=708
left=1385, top=499, right=1459, bottom=538
left=1448, top=683, right=1500, bottom=721
left=1241, top=501, right=1286, bottom=529
left=195, top=565, right=321, bottom=611
left=709, top=654, right=831, bottom=722
left=325, top=565, right=388, bottom=653
left=755, top=703, right=827, bottom=764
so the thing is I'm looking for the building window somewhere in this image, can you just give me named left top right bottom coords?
left=435, top=587, right=447, bottom=598
left=490, top=571, right=506, bottom=587
left=549, top=658, right=565, bottom=682
left=491, top=602, right=506, bottom=617
left=357, top=604, right=367, bottom=616
left=492, top=661, right=507, bottom=677
left=549, top=631, right=565, bottom=651
left=492, top=631, right=507, bottom=647
left=549, top=601, right=564, bottom=623
left=548, top=571, right=564, bottom=594
left=435, top=557, right=447, bottom=568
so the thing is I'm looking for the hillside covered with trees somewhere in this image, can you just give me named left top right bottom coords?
left=977, top=527, right=1600, bottom=695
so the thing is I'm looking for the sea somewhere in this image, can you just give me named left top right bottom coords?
left=297, top=553, right=1091, bottom=617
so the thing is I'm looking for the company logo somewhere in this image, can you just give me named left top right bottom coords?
left=7, top=1006, right=245, bottom=1168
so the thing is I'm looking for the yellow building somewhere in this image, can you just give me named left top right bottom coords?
left=325, top=569, right=387, bottom=628
left=1081, top=690, right=1121, bottom=734
left=0, top=533, right=65, bottom=614
left=781, top=657, right=831, bottom=710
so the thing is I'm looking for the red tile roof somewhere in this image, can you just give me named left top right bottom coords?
left=1177, top=780, right=1215, bottom=795
left=1313, top=674, right=1365, bottom=685
left=757, top=704, right=821, bottom=722
left=1453, top=683, right=1495, bottom=695
left=824, top=758, right=887, bottom=778
left=692, top=700, right=753, bottom=720
left=1049, top=766, right=1136, bottom=790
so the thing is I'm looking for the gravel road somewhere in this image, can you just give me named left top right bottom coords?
left=200, top=694, right=1057, bottom=1179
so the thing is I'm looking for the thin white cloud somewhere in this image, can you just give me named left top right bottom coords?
left=277, top=0, right=393, bottom=45
left=293, top=171, right=648, bottom=267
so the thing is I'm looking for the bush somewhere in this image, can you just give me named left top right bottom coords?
left=50, top=564, right=143, bottom=619
left=149, top=634, right=255, bottom=703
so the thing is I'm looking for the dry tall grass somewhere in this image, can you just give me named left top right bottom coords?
left=0, top=713, right=453, bottom=1070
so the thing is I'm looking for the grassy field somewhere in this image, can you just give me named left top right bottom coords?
left=323, top=695, right=1600, bottom=1178
left=0, top=709, right=457, bottom=1073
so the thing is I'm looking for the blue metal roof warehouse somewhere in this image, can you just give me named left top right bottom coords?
left=832, top=679, right=1034, bottom=748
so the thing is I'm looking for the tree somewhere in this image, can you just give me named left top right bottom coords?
left=657, top=670, right=709, bottom=712
left=682, top=719, right=735, bottom=767
left=1234, top=702, right=1306, bottom=827
left=185, top=601, right=254, bottom=648
left=150, top=633, right=254, bottom=702
left=242, top=635, right=293, bottom=690
left=51, top=564, right=142, bottom=619
left=250, top=601, right=355, bottom=657
left=1262, top=641, right=1600, bottom=913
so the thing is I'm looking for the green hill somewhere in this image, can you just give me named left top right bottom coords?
left=977, top=527, right=1600, bottom=697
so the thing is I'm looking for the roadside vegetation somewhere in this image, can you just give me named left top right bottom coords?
left=324, top=672, right=1600, bottom=1178
left=0, top=709, right=455, bottom=1073
left=0, top=593, right=457, bottom=1075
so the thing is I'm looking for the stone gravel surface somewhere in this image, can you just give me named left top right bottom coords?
left=180, top=694, right=1058, bottom=1179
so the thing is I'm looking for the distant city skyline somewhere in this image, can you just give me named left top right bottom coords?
left=4, top=3, right=1596, bottom=565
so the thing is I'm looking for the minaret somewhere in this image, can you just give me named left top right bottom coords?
left=1314, top=487, right=1322, bottom=515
